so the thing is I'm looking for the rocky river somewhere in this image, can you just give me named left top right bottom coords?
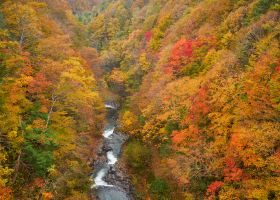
left=91, top=103, right=134, bottom=200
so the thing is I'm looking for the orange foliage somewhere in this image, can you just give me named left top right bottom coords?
left=42, top=192, right=53, bottom=200
left=207, top=181, right=224, bottom=199
left=223, top=158, right=243, bottom=182
left=172, top=129, right=188, bottom=144
left=32, top=119, right=46, bottom=129
left=171, top=87, right=209, bottom=145
left=0, top=187, right=12, bottom=200
left=171, top=125, right=200, bottom=144
left=28, top=72, right=52, bottom=95
left=32, top=178, right=45, bottom=188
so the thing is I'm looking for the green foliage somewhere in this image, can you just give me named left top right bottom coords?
left=23, top=142, right=54, bottom=177
left=164, top=121, right=179, bottom=134
left=124, top=140, right=151, bottom=171
left=138, top=115, right=146, bottom=126
left=182, top=61, right=205, bottom=77
left=251, top=0, right=275, bottom=20
left=190, top=176, right=215, bottom=195
left=0, top=12, right=4, bottom=28
left=149, top=15, right=172, bottom=51
left=76, top=12, right=93, bottom=24
left=159, top=143, right=172, bottom=157
left=149, top=178, right=170, bottom=198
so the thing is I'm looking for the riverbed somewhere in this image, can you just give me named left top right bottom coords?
left=91, top=103, right=134, bottom=200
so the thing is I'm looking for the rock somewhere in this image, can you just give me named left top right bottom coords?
left=91, top=104, right=134, bottom=200
left=102, top=144, right=113, bottom=152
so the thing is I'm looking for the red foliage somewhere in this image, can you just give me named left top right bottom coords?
left=207, top=181, right=224, bottom=195
left=223, top=157, right=243, bottom=182
left=172, top=87, right=210, bottom=145
left=21, top=51, right=30, bottom=57
left=275, top=66, right=280, bottom=72
left=28, top=178, right=45, bottom=191
left=21, top=51, right=31, bottom=62
left=166, top=38, right=194, bottom=75
left=272, top=66, right=280, bottom=80
left=185, top=87, right=210, bottom=124
left=145, top=31, right=152, bottom=42
left=165, top=36, right=216, bottom=75
left=28, top=72, right=52, bottom=94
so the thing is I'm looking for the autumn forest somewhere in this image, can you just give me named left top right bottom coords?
left=0, top=0, right=280, bottom=199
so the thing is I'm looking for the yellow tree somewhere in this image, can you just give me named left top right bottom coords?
left=57, top=57, right=104, bottom=131
left=1, top=1, right=45, bottom=49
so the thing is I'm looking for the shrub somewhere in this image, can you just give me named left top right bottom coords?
left=124, top=140, right=151, bottom=171
left=251, top=0, right=274, bottom=20
left=149, top=178, right=170, bottom=199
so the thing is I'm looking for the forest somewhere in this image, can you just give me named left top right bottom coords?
left=0, top=0, right=280, bottom=199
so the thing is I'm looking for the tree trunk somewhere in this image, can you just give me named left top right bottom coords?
left=45, top=94, right=57, bottom=131
left=12, top=151, right=22, bottom=184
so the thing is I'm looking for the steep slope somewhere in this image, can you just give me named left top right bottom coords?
left=88, top=0, right=280, bottom=199
left=0, top=0, right=104, bottom=199
left=1, top=0, right=279, bottom=199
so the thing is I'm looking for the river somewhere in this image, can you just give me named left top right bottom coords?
left=91, top=103, right=134, bottom=200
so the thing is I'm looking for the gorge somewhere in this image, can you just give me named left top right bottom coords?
left=0, top=0, right=279, bottom=199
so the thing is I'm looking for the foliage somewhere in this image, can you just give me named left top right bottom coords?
left=124, top=140, right=151, bottom=171
left=119, top=110, right=140, bottom=134
left=88, top=0, right=280, bottom=199
left=0, top=0, right=105, bottom=199
left=148, top=178, right=170, bottom=199
left=2, top=0, right=280, bottom=199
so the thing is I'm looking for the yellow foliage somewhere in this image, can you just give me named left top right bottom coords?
left=108, top=68, right=128, bottom=85
left=0, top=167, right=13, bottom=186
left=120, top=111, right=139, bottom=134
left=219, top=186, right=241, bottom=200
left=184, top=192, right=195, bottom=200
left=139, top=53, right=151, bottom=72
left=7, top=130, right=24, bottom=150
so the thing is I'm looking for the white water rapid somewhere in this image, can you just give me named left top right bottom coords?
left=92, top=169, right=113, bottom=188
left=92, top=127, right=117, bottom=187
left=91, top=103, right=132, bottom=200
left=103, top=127, right=115, bottom=138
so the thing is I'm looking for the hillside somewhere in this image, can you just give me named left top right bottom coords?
left=0, top=0, right=280, bottom=199
left=0, top=0, right=104, bottom=199
left=88, top=0, right=280, bottom=199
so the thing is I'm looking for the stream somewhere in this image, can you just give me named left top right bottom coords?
left=91, top=103, right=134, bottom=200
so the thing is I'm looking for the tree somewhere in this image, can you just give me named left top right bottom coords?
left=270, top=65, right=280, bottom=111
left=106, top=68, right=128, bottom=94
left=139, top=52, right=151, bottom=73
left=166, top=38, right=194, bottom=75
left=119, top=111, right=140, bottom=134
left=1, top=1, right=44, bottom=49
left=207, top=181, right=224, bottom=199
